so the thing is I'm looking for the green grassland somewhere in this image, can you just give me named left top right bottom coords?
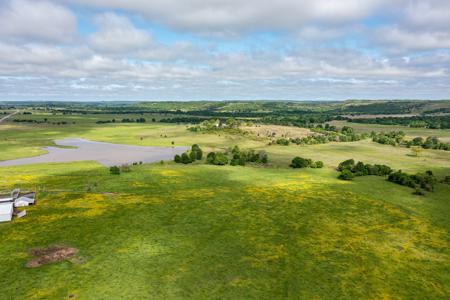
left=330, top=120, right=450, bottom=142
left=0, top=112, right=449, bottom=299
left=1, top=163, right=449, bottom=299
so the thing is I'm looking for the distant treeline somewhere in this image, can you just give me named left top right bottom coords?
left=96, top=118, right=147, bottom=124
left=13, top=119, right=72, bottom=125
left=335, top=101, right=430, bottom=115
left=159, top=117, right=212, bottom=124
left=261, top=115, right=342, bottom=127
left=348, top=115, right=450, bottom=129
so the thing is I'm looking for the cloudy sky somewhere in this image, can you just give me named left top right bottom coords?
left=0, top=0, right=449, bottom=101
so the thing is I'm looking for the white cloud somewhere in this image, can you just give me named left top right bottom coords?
left=1, top=0, right=450, bottom=100
left=405, top=0, right=450, bottom=30
left=89, top=13, right=152, bottom=53
left=65, top=0, right=389, bottom=35
left=0, top=0, right=77, bottom=43
left=377, top=26, right=450, bottom=51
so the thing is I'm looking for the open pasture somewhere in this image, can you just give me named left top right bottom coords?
left=0, top=162, right=449, bottom=299
left=330, top=120, right=450, bottom=142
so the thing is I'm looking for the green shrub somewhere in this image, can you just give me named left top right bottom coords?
left=338, top=169, right=354, bottom=180
left=109, top=166, right=120, bottom=175
left=338, top=159, right=355, bottom=171
left=207, top=152, right=229, bottom=165
left=290, top=157, right=312, bottom=168
left=276, top=138, right=290, bottom=146
left=181, top=153, right=192, bottom=164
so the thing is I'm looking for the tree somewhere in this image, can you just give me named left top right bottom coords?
left=410, top=146, right=422, bottom=157
left=109, top=166, right=120, bottom=175
left=338, top=159, right=355, bottom=171
left=276, top=138, right=290, bottom=146
left=341, top=126, right=354, bottom=135
left=352, top=161, right=367, bottom=175
left=315, top=161, right=324, bottom=168
left=260, top=153, right=268, bottom=164
left=180, top=153, right=192, bottom=164
left=206, top=152, right=216, bottom=164
left=191, top=144, right=203, bottom=160
left=338, top=169, right=354, bottom=180
left=174, top=154, right=181, bottom=163
left=206, top=152, right=228, bottom=165
left=290, top=157, right=311, bottom=168
left=213, top=152, right=229, bottom=165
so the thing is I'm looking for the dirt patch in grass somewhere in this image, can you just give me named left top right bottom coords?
left=242, top=125, right=314, bottom=139
left=26, top=245, right=78, bottom=268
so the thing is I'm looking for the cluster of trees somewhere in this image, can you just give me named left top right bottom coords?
left=274, top=125, right=366, bottom=146
left=96, top=118, right=146, bottom=124
left=310, top=125, right=366, bottom=142
left=388, top=170, right=437, bottom=193
left=13, top=119, right=72, bottom=125
left=174, top=144, right=203, bottom=164
left=287, top=135, right=331, bottom=145
left=371, top=131, right=405, bottom=146
left=109, top=164, right=134, bottom=175
left=206, top=147, right=268, bottom=166
left=159, top=117, right=209, bottom=124
left=336, top=158, right=441, bottom=194
left=206, top=152, right=229, bottom=165
left=442, top=176, right=450, bottom=185
left=406, top=136, right=449, bottom=151
left=275, top=138, right=290, bottom=145
left=290, top=157, right=324, bottom=169
left=370, top=132, right=449, bottom=151
left=174, top=144, right=268, bottom=166
left=188, top=118, right=242, bottom=132
left=261, top=114, right=335, bottom=127
left=349, top=115, right=450, bottom=129
left=229, top=146, right=268, bottom=166
left=337, top=159, right=392, bottom=180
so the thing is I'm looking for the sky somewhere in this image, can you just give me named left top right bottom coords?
left=0, top=0, right=449, bottom=101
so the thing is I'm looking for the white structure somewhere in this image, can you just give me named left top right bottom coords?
left=0, top=197, right=13, bottom=203
left=0, top=203, right=13, bottom=222
left=14, top=198, right=31, bottom=207
left=14, top=193, right=35, bottom=207
left=0, top=188, right=20, bottom=203
left=11, top=188, right=20, bottom=199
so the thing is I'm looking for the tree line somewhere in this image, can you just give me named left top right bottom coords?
left=371, top=131, right=450, bottom=151
left=336, top=158, right=442, bottom=195
left=348, top=115, right=450, bottom=129
left=174, top=144, right=268, bottom=166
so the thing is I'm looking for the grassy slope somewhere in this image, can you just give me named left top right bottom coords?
left=1, top=116, right=449, bottom=299
left=0, top=162, right=449, bottom=299
left=263, top=140, right=450, bottom=175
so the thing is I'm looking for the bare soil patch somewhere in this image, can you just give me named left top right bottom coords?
left=26, top=245, right=78, bottom=268
left=242, top=125, right=314, bottom=139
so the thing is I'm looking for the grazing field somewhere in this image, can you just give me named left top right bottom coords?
left=0, top=106, right=450, bottom=299
left=0, top=162, right=449, bottom=299
left=330, top=120, right=450, bottom=142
